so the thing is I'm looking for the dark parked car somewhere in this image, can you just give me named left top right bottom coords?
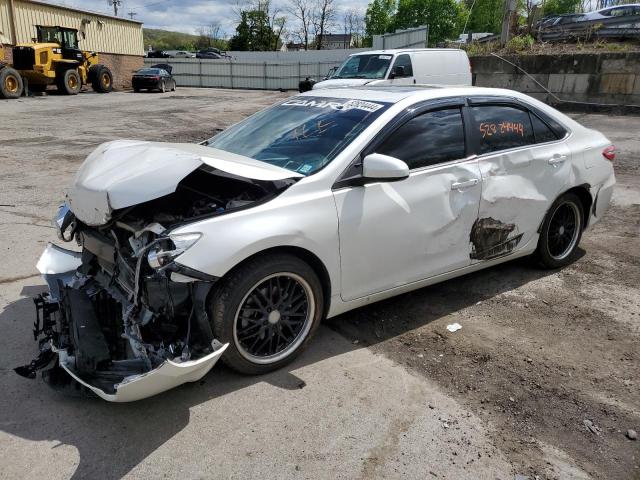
left=146, top=50, right=170, bottom=58
left=197, top=51, right=222, bottom=59
left=132, top=64, right=176, bottom=93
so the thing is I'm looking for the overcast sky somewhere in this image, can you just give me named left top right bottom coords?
left=47, top=0, right=368, bottom=37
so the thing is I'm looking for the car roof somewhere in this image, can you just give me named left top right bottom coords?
left=300, top=85, right=539, bottom=105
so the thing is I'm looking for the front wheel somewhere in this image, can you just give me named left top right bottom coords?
left=0, top=66, right=23, bottom=99
left=210, top=254, right=324, bottom=374
left=57, top=69, right=81, bottom=95
left=534, top=192, right=584, bottom=268
left=90, top=65, right=113, bottom=93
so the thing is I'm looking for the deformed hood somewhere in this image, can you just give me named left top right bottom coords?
left=67, top=140, right=302, bottom=226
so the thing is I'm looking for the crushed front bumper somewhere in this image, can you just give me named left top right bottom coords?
left=15, top=243, right=228, bottom=402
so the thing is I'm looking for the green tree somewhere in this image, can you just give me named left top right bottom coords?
left=392, top=0, right=465, bottom=44
left=364, top=0, right=395, bottom=38
left=542, top=0, right=580, bottom=16
left=229, top=9, right=277, bottom=51
left=463, top=0, right=503, bottom=33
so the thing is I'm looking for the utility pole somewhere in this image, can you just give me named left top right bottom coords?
left=500, top=0, right=517, bottom=47
left=128, top=9, right=137, bottom=20
left=108, top=0, right=122, bottom=16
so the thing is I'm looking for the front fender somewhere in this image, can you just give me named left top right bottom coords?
left=170, top=192, right=341, bottom=295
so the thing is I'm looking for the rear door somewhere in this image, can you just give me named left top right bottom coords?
left=466, top=98, right=571, bottom=261
left=334, top=101, right=482, bottom=301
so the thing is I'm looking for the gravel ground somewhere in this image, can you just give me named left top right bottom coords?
left=0, top=88, right=638, bottom=479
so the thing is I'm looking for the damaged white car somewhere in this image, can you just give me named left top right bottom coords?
left=17, top=86, right=616, bottom=402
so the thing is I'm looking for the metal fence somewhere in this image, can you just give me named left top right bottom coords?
left=372, top=26, right=429, bottom=50
left=144, top=58, right=348, bottom=90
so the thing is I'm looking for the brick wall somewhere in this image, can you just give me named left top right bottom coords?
left=97, top=53, right=143, bottom=90
left=471, top=52, right=640, bottom=108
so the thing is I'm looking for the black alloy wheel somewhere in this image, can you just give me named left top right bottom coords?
left=234, top=273, right=312, bottom=361
left=210, top=253, right=324, bottom=374
left=535, top=192, right=584, bottom=268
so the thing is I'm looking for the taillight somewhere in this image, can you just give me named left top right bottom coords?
left=602, top=145, right=616, bottom=161
left=153, top=76, right=160, bottom=80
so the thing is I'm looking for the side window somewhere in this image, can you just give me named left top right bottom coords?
left=530, top=113, right=558, bottom=143
left=377, top=108, right=465, bottom=169
left=391, top=54, right=413, bottom=77
left=471, top=105, right=534, bottom=154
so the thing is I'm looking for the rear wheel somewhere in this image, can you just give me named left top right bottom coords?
left=57, top=69, right=81, bottom=95
left=160, top=80, right=166, bottom=93
left=210, top=254, right=324, bottom=375
left=534, top=192, right=584, bottom=268
left=0, top=66, right=23, bottom=99
left=171, top=80, right=176, bottom=91
left=90, top=65, right=113, bottom=93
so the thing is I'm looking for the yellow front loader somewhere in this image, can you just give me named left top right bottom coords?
left=0, top=25, right=113, bottom=99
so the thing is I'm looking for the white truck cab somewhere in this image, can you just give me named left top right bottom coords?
left=312, top=48, right=472, bottom=90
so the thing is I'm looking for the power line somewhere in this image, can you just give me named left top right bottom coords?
left=128, top=0, right=171, bottom=11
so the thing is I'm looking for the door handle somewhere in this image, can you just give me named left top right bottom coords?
left=451, top=179, right=479, bottom=191
left=548, top=155, right=567, bottom=166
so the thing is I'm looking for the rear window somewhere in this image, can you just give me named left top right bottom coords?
left=530, top=113, right=558, bottom=143
left=137, top=69, right=160, bottom=75
left=471, top=105, right=534, bottom=154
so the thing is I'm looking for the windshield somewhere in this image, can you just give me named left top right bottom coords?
left=206, top=96, right=390, bottom=175
left=37, top=27, right=78, bottom=48
left=333, top=54, right=393, bottom=80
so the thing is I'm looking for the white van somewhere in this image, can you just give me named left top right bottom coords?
left=312, top=48, right=471, bottom=90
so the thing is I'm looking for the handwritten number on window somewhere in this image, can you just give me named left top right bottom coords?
left=479, top=121, right=524, bottom=138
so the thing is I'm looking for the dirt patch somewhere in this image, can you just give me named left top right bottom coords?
left=329, top=202, right=640, bottom=479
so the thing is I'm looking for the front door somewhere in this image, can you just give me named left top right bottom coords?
left=334, top=106, right=481, bottom=301
left=388, top=53, right=414, bottom=86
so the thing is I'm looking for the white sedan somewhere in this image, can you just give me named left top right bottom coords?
left=18, top=86, right=616, bottom=401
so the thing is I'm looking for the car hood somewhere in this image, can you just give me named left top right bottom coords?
left=67, top=140, right=302, bottom=226
left=313, top=78, right=385, bottom=89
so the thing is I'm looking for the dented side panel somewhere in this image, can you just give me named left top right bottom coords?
left=475, top=141, right=573, bottom=262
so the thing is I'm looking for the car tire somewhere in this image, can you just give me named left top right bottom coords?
left=210, top=253, right=324, bottom=375
left=57, top=69, right=81, bottom=95
left=0, top=66, right=24, bottom=99
left=160, top=80, right=166, bottom=93
left=89, top=65, right=113, bottom=93
left=172, top=81, right=176, bottom=91
left=534, top=192, right=584, bottom=269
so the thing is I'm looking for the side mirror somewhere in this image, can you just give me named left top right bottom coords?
left=392, top=65, right=406, bottom=78
left=362, top=153, right=409, bottom=181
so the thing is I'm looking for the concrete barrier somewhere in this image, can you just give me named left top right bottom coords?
left=471, top=52, right=640, bottom=107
